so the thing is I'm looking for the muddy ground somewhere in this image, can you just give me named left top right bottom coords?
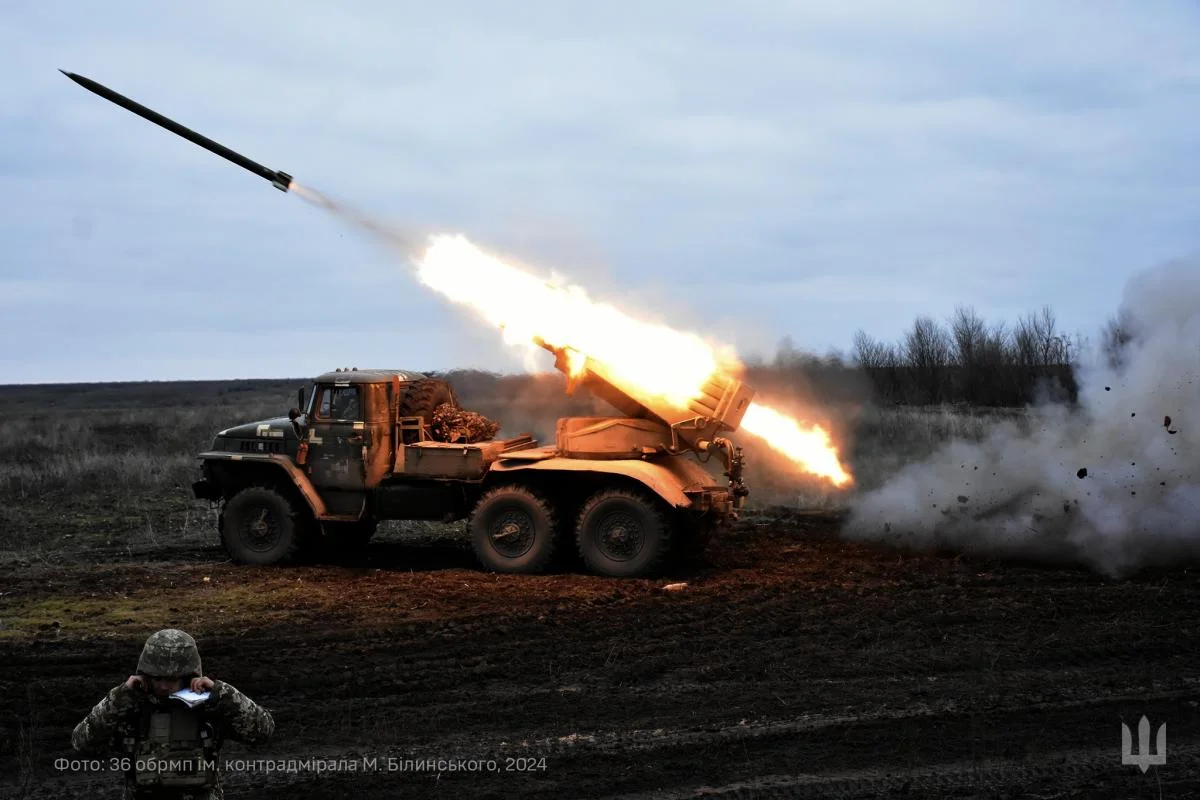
left=1, top=509, right=1198, bottom=799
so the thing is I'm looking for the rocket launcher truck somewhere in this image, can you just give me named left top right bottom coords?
left=192, top=345, right=754, bottom=577
left=61, top=69, right=756, bottom=577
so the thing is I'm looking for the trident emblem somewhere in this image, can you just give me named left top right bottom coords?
left=1121, top=716, right=1166, bottom=772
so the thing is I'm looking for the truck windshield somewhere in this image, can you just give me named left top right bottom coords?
left=316, top=386, right=362, bottom=421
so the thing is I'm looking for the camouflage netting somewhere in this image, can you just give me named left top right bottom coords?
left=430, top=402, right=500, bottom=444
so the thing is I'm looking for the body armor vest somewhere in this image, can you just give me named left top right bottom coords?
left=126, top=703, right=219, bottom=789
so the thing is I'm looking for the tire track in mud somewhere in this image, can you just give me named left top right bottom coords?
left=10, top=571, right=1195, bottom=746
left=604, top=746, right=1200, bottom=799
left=19, top=696, right=1197, bottom=800
left=4, top=517, right=1200, bottom=798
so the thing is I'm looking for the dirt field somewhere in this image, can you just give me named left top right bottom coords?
left=3, top=507, right=1198, bottom=799
left=0, top=379, right=1196, bottom=797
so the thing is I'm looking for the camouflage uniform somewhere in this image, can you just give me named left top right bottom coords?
left=71, top=629, right=274, bottom=800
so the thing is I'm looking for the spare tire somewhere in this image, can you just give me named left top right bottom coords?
left=399, top=379, right=458, bottom=443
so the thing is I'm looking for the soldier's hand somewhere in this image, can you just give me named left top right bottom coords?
left=124, top=675, right=146, bottom=691
left=191, top=676, right=215, bottom=693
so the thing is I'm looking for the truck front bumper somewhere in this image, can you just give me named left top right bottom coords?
left=688, top=489, right=736, bottom=517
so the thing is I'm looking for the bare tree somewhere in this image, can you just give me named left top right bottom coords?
left=1015, top=306, right=1069, bottom=367
left=948, top=306, right=989, bottom=402
left=978, top=321, right=1012, bottom=368
left=852, top=329, right=905, bottom=402
left=903, top=316, right=951, bottom=403
left=1102, top=310, right=1135, bottom=369
left=1011, top=306, right=1076, bottom=402
left=949, top=306, right=987, bottom=368
left=1036, top=306, right=1068, bottom=365
left=903, top=316, right=951, bottom=370
left=852, top=329, right=889, bottom=370
left=850, top=304, right=1080, bottom=407
left=1013, top=313, right=1039, bottom=368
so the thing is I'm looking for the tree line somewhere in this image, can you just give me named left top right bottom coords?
left=765, top=305, right=1088, bottom=407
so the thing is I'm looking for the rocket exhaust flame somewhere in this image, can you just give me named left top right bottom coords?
left=414, top=235, right=854, bottom=486
left=415, top=234, right=728, bottom=409
left=739, top=403, right=853, bottom=486
left=62, top=69, right=854, bottom=487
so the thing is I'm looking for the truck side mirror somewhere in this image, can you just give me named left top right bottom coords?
left=297, top=388, right=305, bottom=411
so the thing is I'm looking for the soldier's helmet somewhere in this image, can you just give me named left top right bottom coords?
left=137, top=629, right=202, bottom=677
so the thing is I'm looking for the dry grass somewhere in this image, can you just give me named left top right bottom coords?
left=0, top=576, right=329, bottom=640
left=0, top=375, right=1021, bottom=551
left=0, top=383, right=291, bottom=502
left=0, top=380, right=296, bottom=553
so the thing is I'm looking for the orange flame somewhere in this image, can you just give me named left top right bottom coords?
left=564, top=347, right=588, bottom=378
left=739, top=403, right=852, bottom=486
left=414, top=233, right=852, bottom=485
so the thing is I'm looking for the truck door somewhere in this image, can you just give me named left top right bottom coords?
left=307, top=383, right=367, bottom=492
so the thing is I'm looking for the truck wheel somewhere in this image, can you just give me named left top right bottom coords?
left=399, top=379, right=458, bottom=443
left=469, top=486, right=557, bottom=574
left=576, top=490, right=672, bottom=578
left=221, top=487, right=305, bottom=565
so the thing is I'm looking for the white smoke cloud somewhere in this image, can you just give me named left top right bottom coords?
left=845, top=257, right=1200, bottom=576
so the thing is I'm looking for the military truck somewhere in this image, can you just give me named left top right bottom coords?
left=59, top=69, right=756, bottom=576
left=192, top=346, right=753, bottom=578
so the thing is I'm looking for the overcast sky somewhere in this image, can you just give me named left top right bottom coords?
left=4, top=2, right=1200, bottom=383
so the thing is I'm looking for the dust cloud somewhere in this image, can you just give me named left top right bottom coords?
left=845, top=258, right=1200, bottom=576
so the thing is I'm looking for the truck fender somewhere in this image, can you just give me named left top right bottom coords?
left=198, top=451, right=330, bottom=518
left=488, top=455, right=719, bottom=508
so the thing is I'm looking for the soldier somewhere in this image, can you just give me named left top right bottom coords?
left=72, top=628, right=274, bottom=799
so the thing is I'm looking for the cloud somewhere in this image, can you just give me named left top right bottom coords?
left=2, top=2, right=1200, bottom=381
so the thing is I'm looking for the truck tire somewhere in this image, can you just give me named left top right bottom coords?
left=576, top=489, right=672, bottom=578
left=221, top=486, right=306, bottom=565
left=469, top=486, right=558, bottom=574
left=399, top=379, right=459, bottom=443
